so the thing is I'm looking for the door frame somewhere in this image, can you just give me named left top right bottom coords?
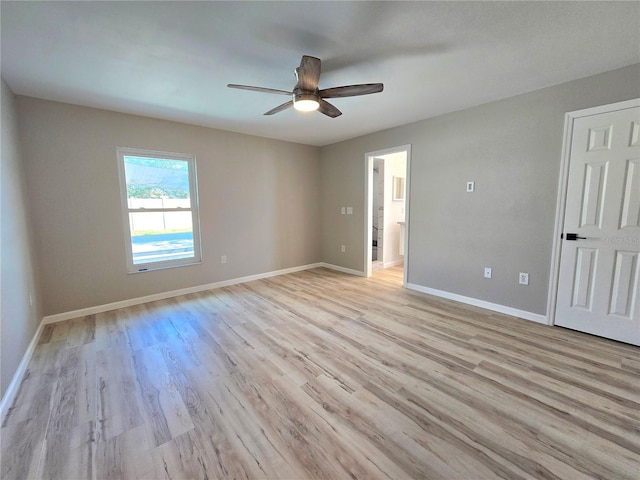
left=364, top=144, right=412, bottom=285
left=548, top=98, right=640, bottom=325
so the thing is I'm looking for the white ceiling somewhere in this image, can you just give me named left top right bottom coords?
left=2, top=1, right=639, bottom=146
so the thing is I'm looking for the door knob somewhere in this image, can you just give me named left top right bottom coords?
left=564, top=233, right=586, bottom=241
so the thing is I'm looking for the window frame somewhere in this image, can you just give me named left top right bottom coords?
left=116, top=147, right=202, bottom=273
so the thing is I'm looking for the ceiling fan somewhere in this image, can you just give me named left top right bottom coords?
left=228, top=55, right=383, bottom=118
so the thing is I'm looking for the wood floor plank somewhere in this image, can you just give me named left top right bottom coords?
left=131, top=345, right=194, bottom=447
left=39, top=344, right=96, bottom=478
left=2, top=266, right=639, bottom=479
left=95, top=343, right=144, bottom=444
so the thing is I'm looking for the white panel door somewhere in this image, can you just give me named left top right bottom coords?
left=556, top=104, right=640, bottom=345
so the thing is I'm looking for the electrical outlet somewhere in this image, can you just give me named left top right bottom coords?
left=484, top=267, right=492, bottom=279
left=346, top=207, right=353, bottom=215
left=341, top=245, right=346, bottom=253
left=221, top=255, right=227, bottom=264
left=341, top=207, right=346, bottom=215
left=519, top=272, right=529, bottom=285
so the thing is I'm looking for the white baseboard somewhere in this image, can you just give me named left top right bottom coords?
left=406, top=283, right=549, bottom=325
left=320, top=263, right=366, bottom=277
left=0, top=317, right=45, bottom=424
left=383, top=259, right=404, bottom=269
left=43, top=262, right=333, bottom=324
left=41, top=262, right=364, bottom=325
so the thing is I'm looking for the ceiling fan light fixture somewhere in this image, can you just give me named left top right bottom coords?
left=293, top=93, right=319, bottom=112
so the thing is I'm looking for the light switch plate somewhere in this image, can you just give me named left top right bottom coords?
left=346, top=207, right=353, bottom=215
left=484, top=267, right=492, bottom=279
left=466, top=181, right=475, bottom=192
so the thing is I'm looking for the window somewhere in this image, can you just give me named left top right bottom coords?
left=117, top=147, right=202, bottom=273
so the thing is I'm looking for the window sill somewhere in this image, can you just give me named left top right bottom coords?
left=128, top=260, right=202, bottom=274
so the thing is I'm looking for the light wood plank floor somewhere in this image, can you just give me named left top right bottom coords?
left=1, top=266, right=639, bottom=479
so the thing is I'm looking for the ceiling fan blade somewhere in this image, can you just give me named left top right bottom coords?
left=318, top=99, right=342, bottom=118
left=296, top=55, right=321, bottom=91
left=319, top=83, right=384, bottom=98
left=227, top=84, right=292, bottom=96
left=264, top=100, right=293, bottom=116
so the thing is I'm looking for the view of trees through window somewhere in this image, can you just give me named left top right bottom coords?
left=125, top=156, right=190, bottom=200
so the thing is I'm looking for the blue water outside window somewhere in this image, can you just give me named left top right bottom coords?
left=117, top=148, right=202, bottom=273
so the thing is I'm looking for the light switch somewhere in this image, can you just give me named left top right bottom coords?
left=341, top=207, right=346, bottom=215
left=466, top=181, right=475, bottom=192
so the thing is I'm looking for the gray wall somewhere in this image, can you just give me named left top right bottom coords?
left=1, top=79, right=42, bottom=397
left=16, top=97, right=322, bottom=316
left=320, top=64, right=640, bottom=315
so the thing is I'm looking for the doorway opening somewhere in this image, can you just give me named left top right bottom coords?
left=365, top=145, right=411, bottom=285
